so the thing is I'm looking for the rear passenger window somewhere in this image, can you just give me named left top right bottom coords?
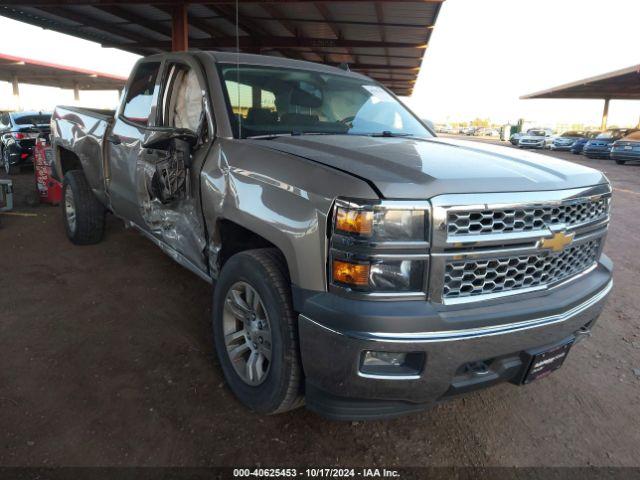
left=122, top=62, right=161, bottom=126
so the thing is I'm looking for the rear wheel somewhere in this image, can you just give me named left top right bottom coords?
left=615, top=159, right=626, bottom=165
left=62, top=170, right=106, bottom=245
left=2, top=148, right=19, bottom=175
left=212, top=248, right=303, bottom=414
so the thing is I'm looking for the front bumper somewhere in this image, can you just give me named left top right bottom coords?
left=519, top=142, right=545, bottom=149
left=298, top=258, right=612, bottom=420
left=551, top=143, right=574, bottom=151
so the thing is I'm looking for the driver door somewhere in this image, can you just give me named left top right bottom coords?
left=132, top=56, right=213, bottom=276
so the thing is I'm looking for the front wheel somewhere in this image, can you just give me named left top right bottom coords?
left=212, top=248, right=303, bottom=414
left=62, top=170, right=106, bottom=245
left=615, top=159, right=626, bottom=165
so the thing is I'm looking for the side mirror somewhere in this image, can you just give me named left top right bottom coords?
left=142, top=127, right=198, bottom=150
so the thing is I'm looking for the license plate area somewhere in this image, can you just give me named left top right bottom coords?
left=523, top=341, right=573, bottom=384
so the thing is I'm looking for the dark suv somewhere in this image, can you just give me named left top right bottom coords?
left=0, top=111, right=51, bottom=174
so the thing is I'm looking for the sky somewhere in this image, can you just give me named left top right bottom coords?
left=404, top=0, right=640, bottom=128
left=0, top=0, right=638, bottom=129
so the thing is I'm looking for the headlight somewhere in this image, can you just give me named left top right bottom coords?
left=329, top=199, right=430, bottom=296
left=331, top=256, right=425, bottom=292
left=334, top=204, right=426, bottom=242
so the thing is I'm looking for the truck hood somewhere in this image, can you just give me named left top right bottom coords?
left=247, top=135, right=607, bottom=199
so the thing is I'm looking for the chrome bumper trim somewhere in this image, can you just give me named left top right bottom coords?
left=301, top=279, right=611, bottom=344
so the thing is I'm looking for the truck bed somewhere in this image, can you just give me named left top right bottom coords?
left=51, top=105, right=114, bottom=205
left=55, top=105, right=115, bottom=121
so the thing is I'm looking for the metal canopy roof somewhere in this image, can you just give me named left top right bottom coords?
left=0, top=0, right=445, bottom=96
left=521, top=64, right=640, bottom=100
left=0, top=52, right=127, bottom=90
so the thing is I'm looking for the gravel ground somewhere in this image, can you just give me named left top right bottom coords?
left=1, top=138, right=639, bottom=468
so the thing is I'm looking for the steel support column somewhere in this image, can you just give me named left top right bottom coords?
left=172, top=4, right=189, bottom=51
left=11, top=74, right=19, bottom=108
left=73, top=82, right=80, bottom=101
left=601, top=98, right=610, bottom=130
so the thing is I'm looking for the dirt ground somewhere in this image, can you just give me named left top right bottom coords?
left=1, top=139, right=639, bottom=468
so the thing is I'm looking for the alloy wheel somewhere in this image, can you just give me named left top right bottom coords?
left=64, top=187, right=77, bottom=234
left=2, top=150, right=10, bottom=174
left=222, top=281, right=272, bottom=386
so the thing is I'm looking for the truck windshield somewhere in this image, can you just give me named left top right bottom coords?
left=219, top=64, right=432, bottom=139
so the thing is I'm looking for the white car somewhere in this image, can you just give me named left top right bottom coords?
left=518, top=129, right=554, bottom=149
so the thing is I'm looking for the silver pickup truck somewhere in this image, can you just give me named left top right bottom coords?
left=51, top=52, right=613, bottom=420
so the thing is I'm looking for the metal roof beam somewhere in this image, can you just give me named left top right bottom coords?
left=155, top=5, right=226, bottom=38
left=1, top=1, right=445, bottom=4
left=282, top=49, right=421, bottom=60
left=103, top=37, right=426, bottom=49
left=314, top=2, right=357, bottom=64
left=37, top=6, right=161, bottom=47
left=95, top=5, right=172, bottom=38
left=202, top=4, right=307, bottom=60
left=238, top=15, right=432, bottom=29
left=259, top=3, right=322, bottom=62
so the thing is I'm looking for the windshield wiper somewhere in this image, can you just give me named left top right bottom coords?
left=246, top=132, right=298, bottom=140
left=247, top=132, right=349, bottom=140
left=369, top=131, right=413, bottom=138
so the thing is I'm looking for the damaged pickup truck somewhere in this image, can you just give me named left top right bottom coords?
left=51, top=52, right=613, bottom=420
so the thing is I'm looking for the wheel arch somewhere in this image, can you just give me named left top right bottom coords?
left=56, top=146, right=82, bottom=177
left=214, top=219, right=294, bottom=286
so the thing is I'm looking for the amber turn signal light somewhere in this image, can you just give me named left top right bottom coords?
left=332, top=260, right=370, bottom=287
left=335, top=208, right=373, bottom=236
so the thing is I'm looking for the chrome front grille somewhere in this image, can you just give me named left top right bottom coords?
left=443, top=239, right=600, bottom=300
left=430, top=185, right=611, bottom=304
left=447, top=196, right=609, bottom=236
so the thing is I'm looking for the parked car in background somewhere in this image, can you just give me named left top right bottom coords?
left=0, top=110, right=51, bottom=174
left=583, top=128, right=639, bottom=159
left=518, top=129, right=553, bottom=149
left=509, top=131, right=526, bottom=145
left=610, top=130, right=640, bottom=165
left=475, top=128, right=500, bottom=137
left=435, top=124, right=454, bottom=134
left=570, top=131, right=600, bottom=154
left=551, top=131, right=586, bottom=151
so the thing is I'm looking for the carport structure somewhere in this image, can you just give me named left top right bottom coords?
left=0, top=52, right=127, bottom=107
left=521, top=64, right=640, bottom=129
left=0, top=0, right=445, bottom=96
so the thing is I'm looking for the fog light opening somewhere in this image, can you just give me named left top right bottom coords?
left=359, top=351, right=425, bottom=379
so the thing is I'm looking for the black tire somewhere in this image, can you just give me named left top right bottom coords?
left=212, top=248, right=303, bottom=414
left=62, top=170, right=106, bottom=245
left=2, top=148, right=19, bottom=175
left=615, top=159, right=626, bottom=165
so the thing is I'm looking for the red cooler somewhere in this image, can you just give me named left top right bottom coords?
left=34, top=137, right=62, bottom=205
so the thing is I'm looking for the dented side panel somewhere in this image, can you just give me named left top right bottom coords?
left=200, top=139, right=378, bottom=291
left=50, top=106, right=112, bottom=206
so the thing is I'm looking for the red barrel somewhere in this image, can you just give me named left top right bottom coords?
left=34, top=137, right=62, bottom=205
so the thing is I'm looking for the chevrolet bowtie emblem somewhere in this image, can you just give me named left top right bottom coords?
left=539, top=231, right=575, bottom=252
